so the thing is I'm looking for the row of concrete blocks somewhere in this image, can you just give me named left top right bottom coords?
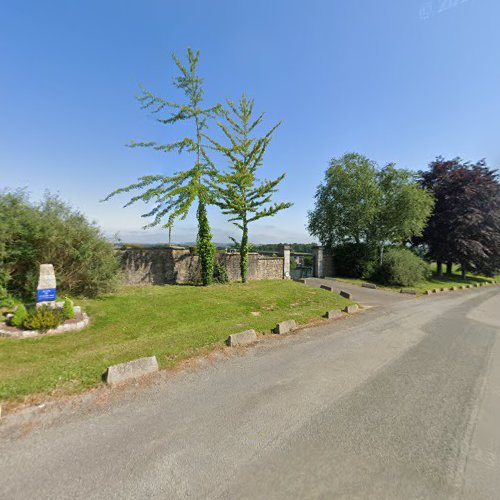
left=424, top=282, right=494, bottom=295
left=101, top=304, right=362, bottom=387
left=319, top=284, right=354, bottom=300
left=227, top=303, right=360, bottom=346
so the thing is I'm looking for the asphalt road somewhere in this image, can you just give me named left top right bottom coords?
left=1, top=286, right=499, bottom=499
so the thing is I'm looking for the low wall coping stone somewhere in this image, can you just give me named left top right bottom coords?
left=273, top=319, right=297, bottom=335
left=104, top=356, right=159, bottom=386
left=226, top=329, right=257, bottom=347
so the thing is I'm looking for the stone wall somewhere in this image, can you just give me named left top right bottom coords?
left=118, top=247, right=285, bottom=285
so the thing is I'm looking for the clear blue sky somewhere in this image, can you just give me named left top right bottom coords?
left=1, top=0, right=499, bottom=243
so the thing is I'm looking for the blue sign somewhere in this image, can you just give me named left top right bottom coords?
left=36, top=288, right=56, bottom=302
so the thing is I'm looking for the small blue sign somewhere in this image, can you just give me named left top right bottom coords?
left=36, top=288, right=56, bottom=302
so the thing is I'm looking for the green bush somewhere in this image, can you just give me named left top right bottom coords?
left=23, top=305, right=63, bottom=331
left=213, top=261, right=229, bottom=284
left=333, top=243, right=378, bottom=279
left=374, top=247, right=430, bottom=286
left=62, top=297, right=75, bottom=320
left=0, top=190, right=120, bottom=299
left=10, top=304, right=27, bottom=327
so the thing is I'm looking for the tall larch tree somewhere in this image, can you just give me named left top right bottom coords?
left=103, top=49, right=221, bottom=285
left=208, top=94, right=292, bottom=283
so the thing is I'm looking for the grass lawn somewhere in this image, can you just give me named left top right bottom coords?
left=0, top=280, right=351, bottom=407
left=335, top=263, right=497, bottom=295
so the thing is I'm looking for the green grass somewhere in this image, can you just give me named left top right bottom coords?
left=0, top=280, right=351, bottom=407
left=335, top=263, right=497, bottom=295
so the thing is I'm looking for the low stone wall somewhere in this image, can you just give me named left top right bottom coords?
left=118, top=247, right=285, bottom=285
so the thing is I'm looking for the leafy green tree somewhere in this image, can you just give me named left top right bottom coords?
left=0, top=190, right=119, bottom=298
left=104, top=49, right=221, bottom=285
left=373, top=165, right=434, bottom=263
left=308, top=153, right=380, bottom=248
left=208, top=94, right=292, bottom=282
left=308, top=153, right=434, bottom=263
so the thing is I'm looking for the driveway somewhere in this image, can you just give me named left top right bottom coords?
left=304, top=277, right=415, bottom=307
left=1, top=287, right=499, bottom=499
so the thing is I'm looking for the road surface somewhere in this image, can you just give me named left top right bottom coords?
left=1, top=286, right=499, bottom=499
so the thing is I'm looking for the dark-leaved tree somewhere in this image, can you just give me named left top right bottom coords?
left=419, top=157, right=500, bottom=278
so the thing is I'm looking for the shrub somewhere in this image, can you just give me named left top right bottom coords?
left=10, top=304, right=27, bottom=327
left=333, top=243, right=378, bottom=279
left=23, top=305, right=63, bottom=331
left=374, top=247, right=430, bottom=286
left=213, top=261, right=229, bottom=284
left=62, top=297, right=75, bottom=320
left=0, top=190, right=120, bottom=299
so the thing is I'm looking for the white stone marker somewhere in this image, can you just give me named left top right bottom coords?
left=36, top=264, right=57, bottom=304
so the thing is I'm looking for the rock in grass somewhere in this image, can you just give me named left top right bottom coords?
left=273, top=320, right=297, bottom=335
left=226, top=329, right=257, bottom=347
left=104, top=356, right=159, bottom=386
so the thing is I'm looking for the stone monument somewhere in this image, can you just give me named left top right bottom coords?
left=36, top=264, right=57, bottom=304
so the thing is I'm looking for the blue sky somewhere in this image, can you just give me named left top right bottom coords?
left=1, top=0, right=499, bottom=243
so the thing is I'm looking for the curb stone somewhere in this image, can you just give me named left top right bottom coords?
left=104, top=356, right=159, bottom=386
left=325, top=309, right=343, bottom=320
left=343, top=304, right=359, bottom=314
left=340, top=290, right=353, bottom=300
left=362, top=283, right=377, bottom=289
left=400, top=289, right=417, bottom=295
left=320, top=284, right=334, bottom=292
left=273, top=320, right=297, bottom=335
left=226, top=329, right=257, bottom=347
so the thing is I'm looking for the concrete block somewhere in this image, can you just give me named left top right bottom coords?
left=105, top=356, right=159, bottom=386
left=343, top=304, right=359, bottom=314
left=474, top=283, right=480, bottom=288
left=226, top=329, right=257, bottom=347
left=400, top=289, right=417, bottom=295
left=425, top=290, right=433, bottom=295
left=320, top=284, right=334, bottom=292
left=440, top=288, right=446, bottom=292
left=323, top=276, right=336, bottom=281
left=273, top=319, right=297, bottom=335
left=432, top=288, right=439, bottom=293
left=450, top=286, right=458, bottom=291
left=340, top=290, right=353, bottom=300
left=325, top=309, right=343, bottom=319
left=362, top=283, right=377, bottom=289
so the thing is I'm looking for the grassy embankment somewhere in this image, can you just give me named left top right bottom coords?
left=335, top=263, right=498, bottom=294
left=0, top=280, right=351, bottom=407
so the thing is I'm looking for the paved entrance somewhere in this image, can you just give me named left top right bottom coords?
left=303, top=278, right=416, bottom=307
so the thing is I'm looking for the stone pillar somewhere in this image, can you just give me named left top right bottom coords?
left=36, top=264, right=57, bottom=305
left=280, top=244, right=291, bottom=279
left=312, top=245, right=324, bottom=278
